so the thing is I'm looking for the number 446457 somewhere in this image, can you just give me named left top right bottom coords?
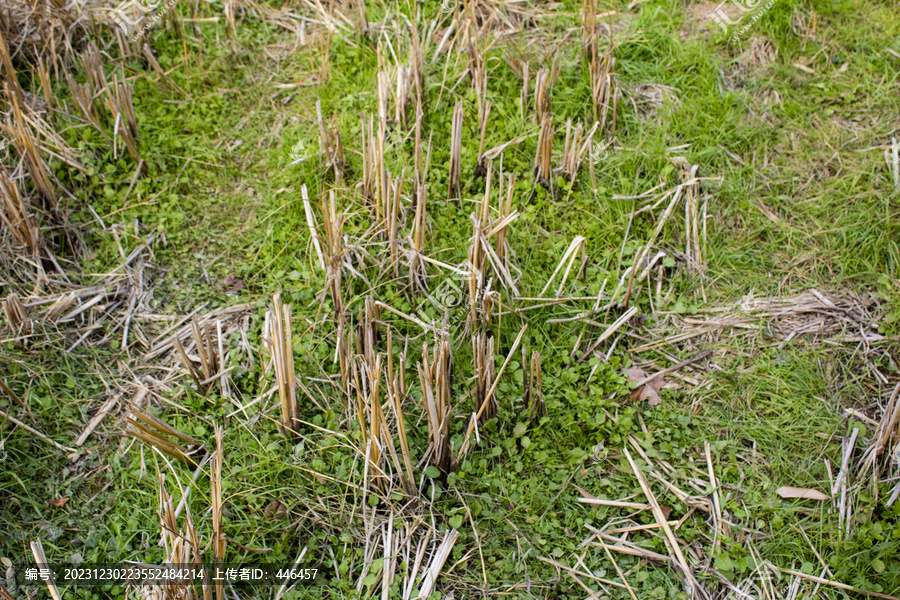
left=276, top=568, right=317, bottom=580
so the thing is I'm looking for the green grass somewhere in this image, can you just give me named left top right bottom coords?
left=2, top=0, right=900, bottom=598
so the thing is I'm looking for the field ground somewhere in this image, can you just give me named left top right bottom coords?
left=2, top=0, right=900, bottom=598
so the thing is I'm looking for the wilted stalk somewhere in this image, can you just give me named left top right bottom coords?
left=270, top=293, right=297, bottom=435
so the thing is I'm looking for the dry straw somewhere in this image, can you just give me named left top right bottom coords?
left=361, top=113, right=377, bottom=201
left=473, top=331, right=497, bottom=421
left=316, top=100, right=344, bottom=182
left=125, top=405, right=202, bottom=465
left=457, top=325, right=528, bottom=465
left=173, top=315, right=220, bottom=395
left=1, top=292, right=27, bottom=331
left=268, top=293, right=297, bottom=436
left=0, top=175, right=42, bottom=258
left=418, top=325, right=453, bottom=477
left=534, top=112, right=554, bottom=185
left=409, top=178, right=429, bottom=292
left=558, top=119, right=599, bottom=181
left=321, top=189, right=346, bottom=318
left=525, top=350, right=544, bottom=419
left=211, top=426, right=226, bottom=600
left=533, top=63, right=554, bottom=125
left=448, top=101, right=464, bottom=200
left=590, top=42, right=618, bottom=134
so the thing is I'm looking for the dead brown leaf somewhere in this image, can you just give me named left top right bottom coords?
left=263, top=500, right=287, bottom=520
left=49, top=497, right=69, bottom=508
left=623, top=367, right=664, bottom=406
left=215, top=274, right=244, bottom=293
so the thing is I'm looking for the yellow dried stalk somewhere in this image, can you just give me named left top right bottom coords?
left=82, top=42, right=110, bottom=97
left=388, top=171, right=405, bottom=277
left=224, top=0, right=238, bottom=37
left=376, top=112, right=388, bottom=222
left=367, top=353, right=385, bottom=490
left=106, top=73, right=140, bottom=162
left=413, top=180, right=427, bottom=254
left=504, top=53, right=530, bottom=119
left=191, top=315, right=218, bottom=382
left=0, top=29, right=18, bottom=94
left=302, top=184, right=325, bottom=271
left=5, top=83, right=56, bottom=206
left=409, top=179, right=428, bottom=293
left=336, top=307, right=351, bottom=391
left=356, top=0, right=368, bottom=35
left=495, top=173, right=516, bottom=266
left=534, top=112, right=553, bottom=185
left=414, top=104, right=424, bottom=181
left=409, top=29, right=424, bottom=109
left=156, top=473, right=204, bottom=600
left=387, top=331, right=415, bottom=494
left=558, top=119, right=599, bottom=181
left=590, top=42, right=618, bottom=134
left=270, top=293, right=297, bottom=435
left=377, top=68, right=391, bottom=125
left=174, top=316, right=219, bottom=394
left=468, top=166, right=520, bottom=322
left=112, top=29, right=134, bottom=62
left=360, top=296, right=380, bottom=367
left=473, top=331, right=497, bottom=422
left=448, top=101, right=464, bottom=200
left=534, top=66, right=552, bottom=124
left=467, top=209, right=486, bottom=330
left=0, top=174, right=41, bottom=256
left=465, top=20, right=488, bottom=127
left=37, top=58, right=54, bottom=108
left=125, top=406, right=201, bottom=465
left=582, top=0, right=598, bottom=62
left=65, top=70, right=108, bottom=141
left=395, top=65, right=411, bottom=129
left=457, top=326, right=528, bottom=465
left=2, top=292, right=26, bottom=330
left=351, top=359, right=369, bottom=449
left=361, top=113, right=376, bottom=201
left=316, top=100, right=344, bottom=181
left=860, top=383, right=900, bottom=481
left=682, top=164, right=703, bottom=272
left=476, top=99, right=491, bottom=175
left=527, top=351, right=544, bottom=420
left=126, top=426, right=190, bottom=464
left=539, top=235, right=587, bottom=298
left=321, top=190, right=346, bottom=318
left=350, top=344, right=398, bottom=494
left=141, top=43, right=188, bottom=96
left=29, top=539, right=62, bottom=600
left=418, top=327, right=453, bottom=477
left=174, top=337, right=204, bottom=392
left=211, top=426, right=225, bottom=600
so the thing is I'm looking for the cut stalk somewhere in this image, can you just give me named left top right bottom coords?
left=473, top=331, right=497, bottom=422
left=270, top=293, right=297, bottom=436
left=527, top=351, right=544, bottom=419
left=211, top=426, right=225, bottom=600
left=448, top=101, right=464, bottom=200
left=418, top=327, right=452, bottom=477
left=534, top=112, right=553, bottom=186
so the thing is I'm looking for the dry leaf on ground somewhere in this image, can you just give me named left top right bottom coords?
left=623, top=366, right=664, bottom=406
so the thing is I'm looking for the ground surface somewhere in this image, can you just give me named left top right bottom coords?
left=1, top=0, right=900, bottom=599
